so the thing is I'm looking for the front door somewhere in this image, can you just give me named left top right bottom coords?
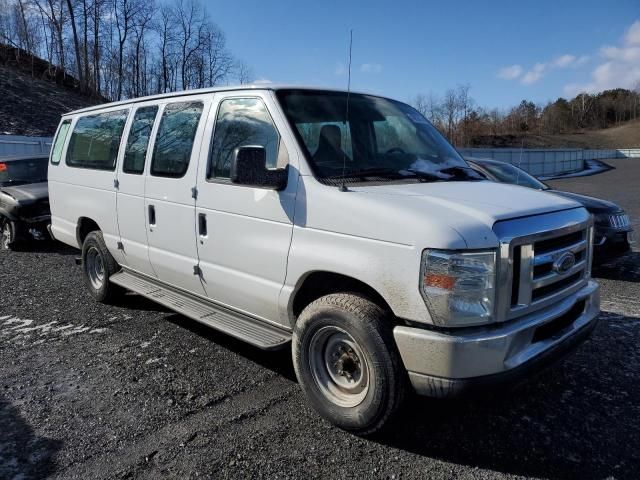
left=144, top=97, right=211, bottom=295
left=195, top=93, right=298, bottom=325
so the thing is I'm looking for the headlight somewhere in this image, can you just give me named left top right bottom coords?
left=420, top=250, right=496, bottom=327
left=595, top=212, right=630, bottom=229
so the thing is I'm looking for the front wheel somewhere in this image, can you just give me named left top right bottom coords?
left=292, top=293, right=408, bottom=436
left=1, top=219, right=18, bottom=250
left=81, top=231, right=121, bottom=303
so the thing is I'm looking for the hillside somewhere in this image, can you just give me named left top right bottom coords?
left=0, top=49, right=102, bottom=136
left=469, top=120, right=640, bottom=149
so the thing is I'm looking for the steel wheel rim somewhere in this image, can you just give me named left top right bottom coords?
left=1, top=223, right=11, bottom=249
left=308, top=325, right=370, bottom=407
left=86, top=246, right=105, bottom=290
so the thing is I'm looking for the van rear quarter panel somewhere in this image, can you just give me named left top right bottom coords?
left=48, top=113, right=124, bottom=253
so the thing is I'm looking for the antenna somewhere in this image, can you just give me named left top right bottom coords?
left=340, top=29, right=353, bottom=192
left=516, top=138, right=524, bottom=185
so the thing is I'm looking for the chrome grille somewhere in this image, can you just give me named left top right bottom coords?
left=609, top=213, right=630, bottom=230
left=494, top=208, right=593, bottom=322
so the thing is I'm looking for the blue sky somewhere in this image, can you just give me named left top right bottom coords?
left=212, top=0, right=640, bottom=109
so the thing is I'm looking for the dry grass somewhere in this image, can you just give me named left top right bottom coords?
left=471, top=120, right=640, bottom=149
left=0, top=63, right=100, bottom=136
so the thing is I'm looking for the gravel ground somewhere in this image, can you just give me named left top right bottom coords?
left=1, top=158, right=639, bottom=479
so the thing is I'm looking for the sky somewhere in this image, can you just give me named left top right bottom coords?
left=211, top=0, right=640, bottom=110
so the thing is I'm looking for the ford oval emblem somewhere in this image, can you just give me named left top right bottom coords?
left=553, top=252, right=576, bottom=274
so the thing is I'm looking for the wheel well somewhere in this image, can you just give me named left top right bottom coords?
left=76, top=217, right=100, bottom=246
left=291, top=272, right=393, bottom=322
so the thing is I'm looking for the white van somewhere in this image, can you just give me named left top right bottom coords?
left=48, top=86, right=600, bottom=434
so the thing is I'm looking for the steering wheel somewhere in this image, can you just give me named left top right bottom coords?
left=385, top=147, right=406, bottom=155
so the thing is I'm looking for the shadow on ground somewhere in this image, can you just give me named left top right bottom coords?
left=594, top=251, right=640, bottom=283
left=171, top=310, right=638, bottom=479
left=7, top=239, right=78, bottom=256
left=0, top=397, right=62, bottom=479
left=166, top=313, right=297, bottom=382
left=375, top=313, right=640, bottom=479
left=116, top=292, right=172, bottom=313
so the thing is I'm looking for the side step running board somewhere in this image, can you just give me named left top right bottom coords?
left=110, top=270, right=291, bottom=350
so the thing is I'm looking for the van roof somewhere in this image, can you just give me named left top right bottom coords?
left=63, top=85, right=385, bottom=117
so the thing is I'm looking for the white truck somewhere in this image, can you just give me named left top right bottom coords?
left=48, top=86, right=600, bottom=434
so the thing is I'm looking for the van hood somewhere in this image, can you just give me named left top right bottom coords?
left=303, top=179, right=584, bottom=250
left=351, top=181, right=581, bottom=225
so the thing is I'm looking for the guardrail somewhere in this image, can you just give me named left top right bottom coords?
left=458, top=147, right=640, bottom=176
left=582, top=149, right=640, bottom=159
left=0, top=135, right=53, bottom=157
left=457, top=148, right=584, bottom=176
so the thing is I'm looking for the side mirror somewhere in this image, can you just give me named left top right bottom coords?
left=230, top=146, right=288, bottom=190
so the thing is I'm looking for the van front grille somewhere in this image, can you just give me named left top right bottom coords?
left=534, top=230, right=583, bottom=254
left=510, top=228, right=588, bottom=308
left=494, top=209, right=593, bottom=322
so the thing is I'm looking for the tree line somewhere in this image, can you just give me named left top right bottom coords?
left=0, top=0, right=252, bottom=101
left=412, top=85, right=640, bottom=147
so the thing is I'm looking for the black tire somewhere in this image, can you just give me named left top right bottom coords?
left=1, top=218, right=18, bottom=250
left=292, top=293, right=408, bottom=435
left=81, top=231, right=121, bottom=303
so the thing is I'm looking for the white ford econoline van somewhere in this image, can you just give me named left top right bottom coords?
left=48, top=86, right=600, bottom=434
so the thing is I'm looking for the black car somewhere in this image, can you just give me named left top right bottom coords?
left=466, top=157, right=633, bottom=263
left=0, top=154, right=51, bottom=250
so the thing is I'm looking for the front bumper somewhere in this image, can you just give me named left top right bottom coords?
left=393, top=280, right=600, bottom=397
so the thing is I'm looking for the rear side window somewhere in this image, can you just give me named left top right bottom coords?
left=209, top=98, right=281, bottom=179
left=50, top=120, right=71, bottom=165
left=123, top=106, right=158, bottom=175
left=151, top=102, right=203, bottom=178
left=66, top=110, right=128, bottom=170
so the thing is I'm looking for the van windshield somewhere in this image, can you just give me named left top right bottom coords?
left=276, top=89, right=480, bottom=184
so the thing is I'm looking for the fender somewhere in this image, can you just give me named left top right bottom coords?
left=0, top=207, right=18, bottom=222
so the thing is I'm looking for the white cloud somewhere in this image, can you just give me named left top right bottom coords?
left=564, top=19, right=640, bottom=95
left=575, top=55, right=591, bottom=66
left=497, top=64, right=523, bottom=80
left=521, top=63, right=547, bottom=85
left=499, top=53, right=589, bottom=86
left=553, top=54, right=576, bottom=68
left=625, top=20, right=640, bottom=45
left=335, top=63, right=346, bottom=76
left=253, top=78, right=272, bottom=85
left=360, top=63, right=382, bottom=74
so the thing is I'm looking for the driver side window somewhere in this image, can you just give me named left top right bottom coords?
left=208, top=97, right=285, bottom=180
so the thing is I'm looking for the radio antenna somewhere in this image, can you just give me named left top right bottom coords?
left=340, top=29, right=353, bottom=192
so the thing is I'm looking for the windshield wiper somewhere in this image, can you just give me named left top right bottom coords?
left=403, top=168, right=444, bottom=182
left=437, top=165, right=484, bottom=180
left=326, top=167, right=401, bottom=179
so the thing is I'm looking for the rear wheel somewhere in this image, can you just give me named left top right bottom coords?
left=81, top=231, right=121, bottom=303
left=293, top=293, right=408, bottom=436
left=1, top=219, right=18, bottom=250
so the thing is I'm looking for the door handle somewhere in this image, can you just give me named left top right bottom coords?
left=198, top=213, right=207, bottom=237
left=148, top=205, right=156, bottom=226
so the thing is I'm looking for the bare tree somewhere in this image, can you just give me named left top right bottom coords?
left=175, top=0, right=204, bottom=90
left=65, top=0, right=85, bottom=90
left=113, top=0, right=142, bottom=99
left=1, top=0, right=242, bottom=99
left=235, top=60, right=253, bottom=84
